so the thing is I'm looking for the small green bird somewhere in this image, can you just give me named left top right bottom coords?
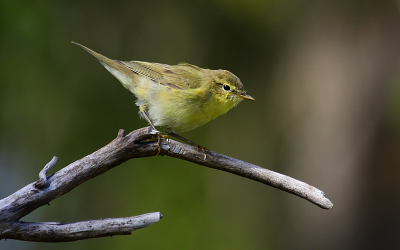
left=72, top=41, right=254, bottom=155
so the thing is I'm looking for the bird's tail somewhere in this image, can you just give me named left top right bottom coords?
left=71, top=41, right=136, bottom=91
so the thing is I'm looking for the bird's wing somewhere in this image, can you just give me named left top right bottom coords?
left=120, top=61, right=204, bottom=90
left=120, top=61, right=164, bottom=82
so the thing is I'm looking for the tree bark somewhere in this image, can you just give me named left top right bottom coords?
left=0, top=127, right=332, bottom=242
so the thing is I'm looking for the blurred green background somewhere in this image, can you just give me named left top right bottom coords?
left=1, top=0, right=400, bottom=249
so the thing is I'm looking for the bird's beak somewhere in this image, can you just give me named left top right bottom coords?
left=239, top=94, right=255, bottom=101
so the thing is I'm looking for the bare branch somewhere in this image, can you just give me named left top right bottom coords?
left=0, top=127, right=332, bottom=242
left=161, top=136, right=333, bottom=209
left=1, top=213, right=161, bottom=242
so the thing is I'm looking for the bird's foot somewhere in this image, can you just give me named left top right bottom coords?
left=194, top=144, right=207, bottom=161
left=155, top=133, right=169, bottom=156
left=168, top=132, right=207, bottom=161
left=146, top=126, right=168, bottom=155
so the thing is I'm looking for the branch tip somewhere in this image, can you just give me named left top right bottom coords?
left=34, top=156, right=58, bottom=189
left=117, top=129, right=126, bottom=138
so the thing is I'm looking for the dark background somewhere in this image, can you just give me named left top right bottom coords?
left=1, top=0, right=400, bottom=249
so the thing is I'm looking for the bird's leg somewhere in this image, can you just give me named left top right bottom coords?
left=168, top=132, right=207, bottom=161
left=140, top=111, right=168, bottom=155
left=140, top=111, right=159, bottom=134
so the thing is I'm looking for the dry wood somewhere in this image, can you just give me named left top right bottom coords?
left=0, top=127, right=332, bottom=242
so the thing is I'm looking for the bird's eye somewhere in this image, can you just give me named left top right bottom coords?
left=223, top=85, right=231, bottom=91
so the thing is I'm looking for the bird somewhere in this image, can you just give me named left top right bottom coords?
left=72, top=41, right=254, bottom=158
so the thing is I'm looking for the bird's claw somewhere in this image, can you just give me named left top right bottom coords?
left=145, top=126, right=168, bottom=156
left=155, top=133, right=169, bottom=156
left=195, top=144, right=207, bottom=161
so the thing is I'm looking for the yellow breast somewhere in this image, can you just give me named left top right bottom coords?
left=139, top=83, right=242, bottom=133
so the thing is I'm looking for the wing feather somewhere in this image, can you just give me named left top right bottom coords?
left=120, top=61, right=204, bottom=90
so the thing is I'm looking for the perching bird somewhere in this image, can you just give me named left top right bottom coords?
left=72, top=41, right=254, bottom=157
